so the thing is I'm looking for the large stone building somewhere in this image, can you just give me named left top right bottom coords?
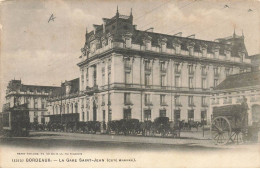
left=73, top=9, right=252, bottom=126
left=211, top=71, right=260, bottom=126
left=46, top=78, right=80, bottom=123
left=2, top=80, right=59, bottom=123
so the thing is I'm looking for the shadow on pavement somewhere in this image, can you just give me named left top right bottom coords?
left=0, top=137, right=223, bottom=151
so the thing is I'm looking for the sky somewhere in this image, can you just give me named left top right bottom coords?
left=0, top=0, right=259, bottom=110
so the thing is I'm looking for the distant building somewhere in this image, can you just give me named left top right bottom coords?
left=211, top=71, right=260, bottom=126
left=73, top=8, right=252, bottom=128
left=2, top=80, right=60, bottom=124
left=250, top=54, right=260, bottom=71
left=46, top=78, right=80, bottom=123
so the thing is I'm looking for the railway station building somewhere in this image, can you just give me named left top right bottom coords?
left=73, top=9, right=252, bottom=125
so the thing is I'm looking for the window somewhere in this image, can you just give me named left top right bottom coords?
left=144, top=60, right=151, bottom=71
left=160, top=62, right=166, bottom=72
left=63, top=105, right=65, bottom=114
left=86, top=68, right=89, bottom=87
left=123, top=109, right=131, bottom=119
left=108, top=93, right=111, bottom=105
left=202, top=96, right=207, bottom=106
left=189, top=77, right=194, bottom=89
left=160, top=75, right=166, bottom=87
left=41, top=99, right=45, bottom=109
left=34, top=112, right=38, bottom=123
left=67, top=104, right=69, bottom=113
left=144, top=109, right=151, bottom=121
left=175, top=64, right=181, bottom=74
left=202, top=78, right=207, bottom=89
left=93, top=66, right=97, bottom=86
left=214, top=67, right=219, bottom=77
left=145, top=41, right=151, bottom=50
left=102, top=95, right=105, bottom=106
left=125, top=38, right=131, bottom=48
left=124, top=93, right=131, bottom=105
left=145, top=74, right=151, bottom=86
left=125, top=58, right=131, bottom=70
left=56, top=106, right=59, bottom=114
left=214, top=50, right=219, bottom=58
left=41, top=112, right=45, bottom=124
left=202, top=48, right=207, bottom=57
left=225, top=68, right=230, bottom=77
left=102, top=67, right=105, bottom=86
left=81, top=70, right=84, bottom=88
left=188, top=96, right=194, bottom=106
left=189, top=47, right=194, bottom=56
left=75, top=103, right=78, bottom=113
left=175, top=76, right=180, bottom=88
left=34, top=98, right=38, bottom=109
left=108, top=72, right=111, bottom=85
left=214, top=79, right=219, bottom=87
left=103, top=110, right=106, bottom=122
left=82, top=112, right=85, bottom=121
left=201, top=66, right=207, bottom=76
left=159, top=109, right=166, bottom=117
left=188, top=110, right=194, bottom=122
left=175, top=96, right=181, bottom=106
left=174, top=110, right=181, bottom=122
left=188, top=65, right=194, bottom=75
left=160, top=95, right=166, bottom=106
left=145, top=94, right=152, bottom=105
left=125, top=72, right=131, bottom=84
left=87, top=111, right=89, bottom=121
left=71, top=104, right=74, bottom=113
left=25, top=97, right=30, bottom=105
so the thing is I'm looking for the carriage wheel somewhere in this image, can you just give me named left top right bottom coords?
left=211, top=116, right=231, bottom=145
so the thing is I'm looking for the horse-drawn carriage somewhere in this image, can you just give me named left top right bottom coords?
left=108, top=117, right=180, bottom=138
left=210, top=99, right=251, bottom=145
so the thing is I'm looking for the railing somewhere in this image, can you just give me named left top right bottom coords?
left=81, top=41, right=250, bottom=65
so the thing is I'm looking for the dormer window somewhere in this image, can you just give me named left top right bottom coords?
left=173, top=39, right=181, bottom=54
left=125, top=38, right=131, bottom=48
left=107, top=33, right=113, bottom=48
left=101, top=37, right=107, bottom=47
left=90, top=41, right=96, bottom=53
left=145, top=40, right=151, bottom=50
left=143, top=34, right=152, bottom=51
left=187, top=42, right=195, bottom=56
left=214, top=50, right=219, bottom=58
left=224, top=46, right=231, bottom=60
left=159, top=37, right=167, bottom=53
left=123, top=33, right=132, bottom=48
left=200, top=43, right=208, bottom=57
left=239, top=51, right=246, bottom=62
left=213, top=45, right=220, bottom=59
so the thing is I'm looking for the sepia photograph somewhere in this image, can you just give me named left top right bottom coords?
left=0, top=0, right=259, bottom=168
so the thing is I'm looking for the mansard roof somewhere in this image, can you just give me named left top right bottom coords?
left=214, top=71, right=260, bottom=91
left=83, top=9, right=249, bottom=58
left=50, top=78, right=79, bottom=97
left=6, top=80, right=59, bottom=93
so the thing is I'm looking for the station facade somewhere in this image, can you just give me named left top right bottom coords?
left=74, top=9, right=252, bottom=125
